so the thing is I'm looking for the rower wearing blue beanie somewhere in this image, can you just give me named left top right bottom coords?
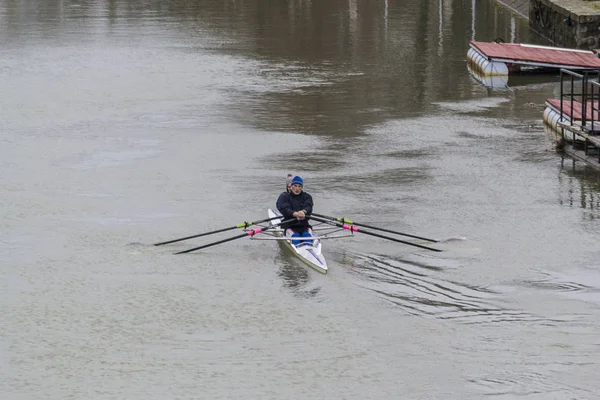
left=276, top=175, right=314, bottom=246
left=290, top=175, right=303, bottom=187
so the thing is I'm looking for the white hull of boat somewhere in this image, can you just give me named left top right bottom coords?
left=267, top=208, right=328, bottom=274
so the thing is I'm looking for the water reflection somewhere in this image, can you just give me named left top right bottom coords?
left=274, top=242, right=321, bottom=298
left=7, top=0, right=542, bottom=138
left=557, top=158, right=600, bottom=214
left=0, top=0, right=550, bottom=138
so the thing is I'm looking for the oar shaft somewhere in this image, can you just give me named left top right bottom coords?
left=174, top=232, right=248, bottom=254
left=154, top=216, right=281, bottom=246
left=348, top=226, right=442, bottom=252
left=174, top=218, right=295, bottom=254
left=154, top=225, right=239, bottom=246
left=309, top=216, right=442, bottom=252
left=311, top=213, right=439, bottom=243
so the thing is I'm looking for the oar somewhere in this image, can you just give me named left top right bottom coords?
left=308, top=216, right=442, bottom=252
left=311, top=212, right=439, bottom=243
left=154, top=216, right=282, bottom=246
left=174, top=218, right=295, bottom=254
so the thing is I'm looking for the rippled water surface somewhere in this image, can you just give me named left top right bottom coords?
left=2, top=1, right=600, bottom=399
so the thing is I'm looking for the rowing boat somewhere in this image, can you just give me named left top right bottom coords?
left=266, top=208, right=328, bottom=274
left=157, top=209, right=442, bottom=264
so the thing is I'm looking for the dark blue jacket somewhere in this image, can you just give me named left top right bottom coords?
left=276, top=191, right=314, bottom=232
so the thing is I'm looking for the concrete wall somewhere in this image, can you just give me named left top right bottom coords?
left=529, top=0, right=600, bottom=49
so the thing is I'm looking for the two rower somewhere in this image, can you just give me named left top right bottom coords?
left=276, top=175, right=314, bottom=246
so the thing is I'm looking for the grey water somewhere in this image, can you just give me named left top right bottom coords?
left=2, top=1, right=599, bottom=399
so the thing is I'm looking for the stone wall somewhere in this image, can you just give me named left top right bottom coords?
left=529, top=0, right=600, bottom=49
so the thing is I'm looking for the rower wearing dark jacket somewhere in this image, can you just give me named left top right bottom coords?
left=276, top=175, right=314, bottom=246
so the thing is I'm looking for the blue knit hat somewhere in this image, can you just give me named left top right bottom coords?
left=291, top=176, right=303, bottom=187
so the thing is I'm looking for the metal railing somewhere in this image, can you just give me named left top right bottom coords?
left=559, top=68, right=600, bottom=134
left=559, top=68, right=600, bottom=162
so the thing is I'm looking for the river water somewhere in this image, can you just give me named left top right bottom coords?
left=2, top=1, right=599, bottom=399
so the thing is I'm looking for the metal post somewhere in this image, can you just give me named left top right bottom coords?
left=560, top=69, right=565, bottom=141
left=573, top=71, right=576, bottom=150
left=582, top=71, right=588, bottom=129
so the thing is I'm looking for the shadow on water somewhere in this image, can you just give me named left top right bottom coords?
left=348, top=252, right=545, bottom=324
left=338, top=167, right=434, bottom=188
left=382, top=149, right=437, bottom=159
left=260, top=150, right=347, bottom=172
left=274, top=242, right=322, bottom=299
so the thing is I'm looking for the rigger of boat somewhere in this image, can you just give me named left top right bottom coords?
left=154, top=210, right=442, bottom=274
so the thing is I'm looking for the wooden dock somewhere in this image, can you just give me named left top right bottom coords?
left=467, top=40, right=600, bottom=77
